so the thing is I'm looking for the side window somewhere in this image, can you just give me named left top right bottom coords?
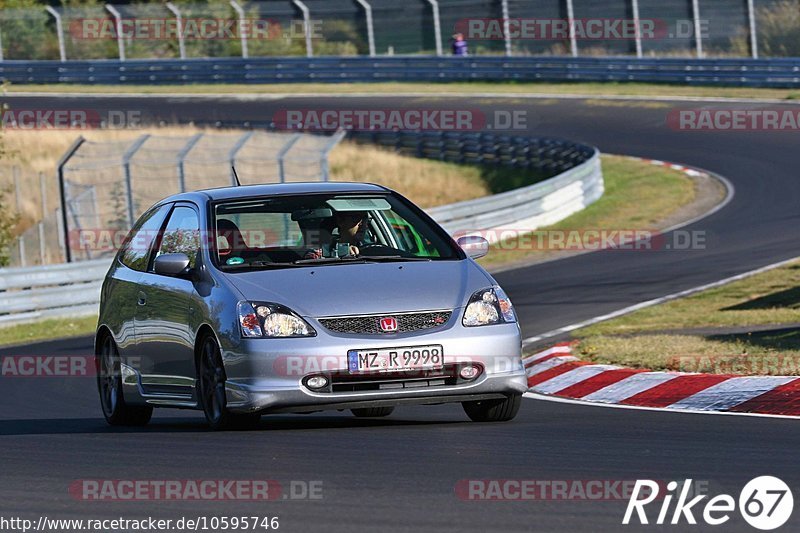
left=156, top=206, right=201, bottom=269
left=119, top=205, right=171, bottom=272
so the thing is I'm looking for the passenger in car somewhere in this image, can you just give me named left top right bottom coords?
left=216, top=218, right=249, bottom=256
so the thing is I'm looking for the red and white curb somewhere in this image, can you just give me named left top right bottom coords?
left=635, top=157, right=709, bottom=179
left=523, top=343, right=800, bottom=417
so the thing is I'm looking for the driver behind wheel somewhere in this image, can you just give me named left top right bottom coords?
left=305, top=211, right=370, bottom=259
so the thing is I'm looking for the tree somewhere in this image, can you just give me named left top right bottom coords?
left=0, top=83, right=21, bottom=267
left=0, top=187, right=20, bottom=267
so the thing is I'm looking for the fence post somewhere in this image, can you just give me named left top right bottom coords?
left=229, top=0, right=249, bottom=59
left=565, top=0, right=578, bottom=57
left=747, top=0, right=758, bottom=59
left=691, top=0, right=703, bottom=58
left=0, top=27, right=4, bottom=62
left=292, top=0, right=313, bottom=58
left=165, top=2, right=187, bottom=60
left=38, top=172, right=47, bottom=264
left=319, top=130, right=346, bottom=182
left=176, top=134, right=203, bottom=193
left=425, top=0, right=443, bottom=56
left=55, top=207, right=66, bottom=262
left=631, top=0, right=642, bottom=58
left=57, top=137, right=85, bottom=263
left=44, top=6, right=66, bottom=62
left=105, top=5, right=126, bottom=61
left=12, top=167, right=25, bottom=267
left=121, top=134, right=150, bottom=229
left=354, top=0, right=376, bottom=57
left=501, top=0, right=512, bottom=56
left=277, top=134, right=302, bottom=183
left=228, top=131, right=254, bottom=185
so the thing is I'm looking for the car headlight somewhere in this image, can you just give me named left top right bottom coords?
left=238, top=301, right=316, bottom=338
left=462, top=286, right=516, bottom=327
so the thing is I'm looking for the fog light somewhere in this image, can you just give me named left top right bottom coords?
left=459, top=365, right=481, bottom=380
left=306, top=375, right=329, bottom=390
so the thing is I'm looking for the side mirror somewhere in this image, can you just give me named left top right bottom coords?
left=154, top=253, right=191, bottom=276
left=457, top=235, right=489, bottom=260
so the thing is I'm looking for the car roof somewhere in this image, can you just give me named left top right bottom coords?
left=161, top=181, right=390, bottom=205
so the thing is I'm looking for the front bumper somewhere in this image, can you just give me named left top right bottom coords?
left=221, top=320, right=526, bottom=414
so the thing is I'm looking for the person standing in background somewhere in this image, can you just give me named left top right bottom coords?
left=451, top=33, right=468, bottom=56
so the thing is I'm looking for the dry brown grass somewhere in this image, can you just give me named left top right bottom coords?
left=327, top=142, right=489, bottom=208
left=575, top=333, right=800, bottom=375
left=0, top=127, right=489, bottom=233
left=573, top=260, right=800, bottom=375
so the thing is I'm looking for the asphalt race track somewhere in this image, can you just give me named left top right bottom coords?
left=1, top=94, right=799, bottom=532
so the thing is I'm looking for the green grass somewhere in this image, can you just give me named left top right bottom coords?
left=573, top=260, right=800, bottom=374
left=579, top=261, right=800, bottom=336
left=8, top=81, right=800, bottom=101
left=0, top=315, right=98, bottom=348
left=479, top=154, right=697, bottom=268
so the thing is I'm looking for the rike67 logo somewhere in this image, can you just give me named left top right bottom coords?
left=624, top=477, right=793, bottom=530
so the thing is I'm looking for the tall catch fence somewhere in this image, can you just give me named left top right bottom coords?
left=0, top=0, right=797, bottom=61
left=5, top=130, right=344, bottom=267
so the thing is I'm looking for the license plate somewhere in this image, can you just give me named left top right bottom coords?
left=347, top=345, right=444, bottom=374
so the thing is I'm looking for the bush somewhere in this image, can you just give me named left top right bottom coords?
left=731, top=0, right=800, bottom=57
left=0, top=187, right=20, bottom=267
left=0, top=87, right=20, bottom=267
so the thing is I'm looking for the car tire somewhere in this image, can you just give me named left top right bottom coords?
left=197, top=334, right=261, bottom=431
left=462, top=394, right=521, bottom=422
left=96, top=335, right=153, bottom=426
left=351, top=406, right=395, bottom=418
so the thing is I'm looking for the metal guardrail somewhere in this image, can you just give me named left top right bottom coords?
left=1, top=56, right=799, bottom=87
left=0, top=259, right=108, bottom=326
left=0, top=134, right=602, bottom=327
left=429, top=150, right=602, bottom=240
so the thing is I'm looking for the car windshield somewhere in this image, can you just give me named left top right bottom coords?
left=212, top=193, right=460, bottom=270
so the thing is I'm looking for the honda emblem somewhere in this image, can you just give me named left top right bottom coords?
left=379, top=317, right=398, bottom=333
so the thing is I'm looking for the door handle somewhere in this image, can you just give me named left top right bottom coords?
left=137, top=292, right=147, bottom=306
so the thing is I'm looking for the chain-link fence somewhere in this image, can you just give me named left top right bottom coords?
left=5, top=167, right=65, bottom=267
left=0, top=0, right=797, bottom=61
left=5, top=130, right=344, bottom=267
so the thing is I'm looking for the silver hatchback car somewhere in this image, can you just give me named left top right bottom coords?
left=95, top=182, right=527, bottom=429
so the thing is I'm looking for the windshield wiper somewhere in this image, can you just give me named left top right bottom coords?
left=293, top=255, right=432, bottom=265
left=223, top=255, right=436, bottom=270
left=358, top=255, right=433, bottom=262
left=220, top=261, right=304, bottom=270
left=293, top=256, right=366, bottom=265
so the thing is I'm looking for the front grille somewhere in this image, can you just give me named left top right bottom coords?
left=308, top=364, right=481, bottom=393
left=318, top=310, right=452, bottom=335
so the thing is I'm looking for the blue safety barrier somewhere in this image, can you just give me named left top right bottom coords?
left=1, top=56, right=799, bottom=87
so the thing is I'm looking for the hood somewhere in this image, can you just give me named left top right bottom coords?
left=222, top=260, right=494, bottom=317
